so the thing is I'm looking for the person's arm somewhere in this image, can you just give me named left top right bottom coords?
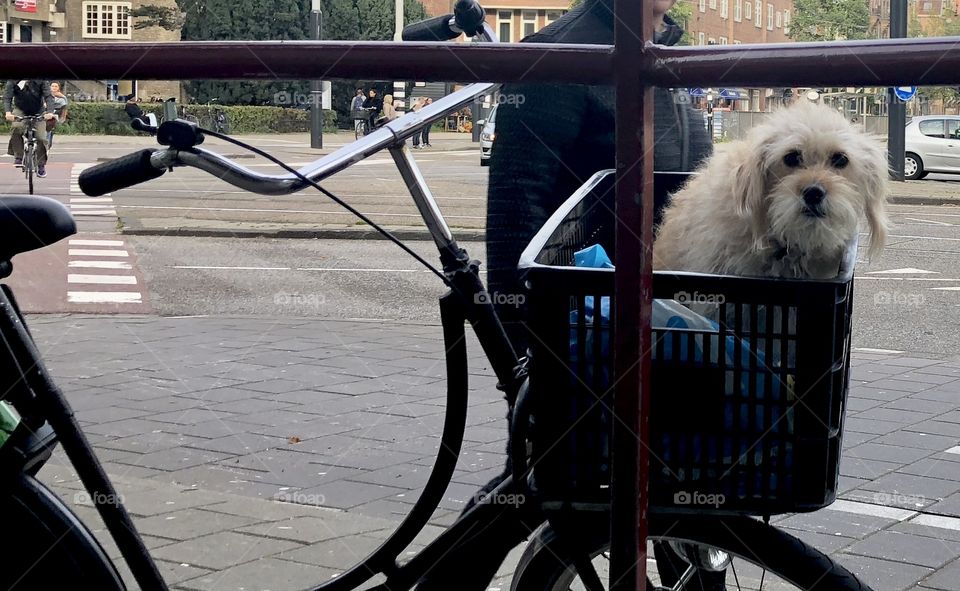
left=42, top=82, right=55, bottom=115
left=3, top=82, right=14, bottom=115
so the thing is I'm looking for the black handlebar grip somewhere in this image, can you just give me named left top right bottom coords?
left=401, top=14, right=458, bottom=41
left=78, top=149, right=165, bottom=197
left=453, top=0, right=485, bottom=36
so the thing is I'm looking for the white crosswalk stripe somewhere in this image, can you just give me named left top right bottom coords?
left=66, top=239, right=146, bottom=308
left=70, top=163, right=116, bottom=217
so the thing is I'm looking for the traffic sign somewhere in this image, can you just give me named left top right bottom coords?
left=894, top=86, right=918, bottom=101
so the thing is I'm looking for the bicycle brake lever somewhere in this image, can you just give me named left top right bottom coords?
left=131, top=118, right=159, bottom=135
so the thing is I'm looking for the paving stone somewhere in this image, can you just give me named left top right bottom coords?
left=348, top=463, right=433, bottom=489
left=777, top=508, right=897, bottom=539
left=862, top=472, right=960, bottom=500
left=908, top=421, right=960, bottom=438
left=135, top=507, right=259, bottom=540
left=874, top=431, right=959, bottom=451
left=113, top=447, right=235, bottom=472
left=296, top=480, right=407, bottom=510
left=855, top=407, right=936, bottom=424
left=178, top=557, right=337, bottom=591
left=884, top=358, right=946, bottom=369
left=842, top=488, right=935, bottom=510
left=844, top=417, right=906, bottom=435
left=839, top=553, right=932, bottom=591
left=892, top=516, right=960, bottom=543
left=237, top=514, right=394, bottom=544
left=916, top=389, right=960, bottom=404
left=98, top=431, right=211, bottom=455
left=840, top=457, right=902, bottom=480
left=928, top=493, right=960, bottom=517
left=149, top=407, right=241, bottom=426
left=846, top=531, right=960, bottom=568
left=866, top=379, right=936, bottom=394
left=185, top=432, right=289, bottom=455
left=847, top=443, right=934, bottom=464
left=276, top=534, right=384, bottom=568
left=920, top=559, right=960, bottom=591
left=115, top=559, right=211, bottom=587
left=850, top=385, right=909, bottom=402
left=84, top=418, right=174, bottom=438
left=899, top=458, right=960, bottom=482
left=100, top=486, right=227, bottom=517
left=152, top=531, right=302, bottom=570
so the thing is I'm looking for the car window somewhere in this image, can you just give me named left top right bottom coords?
left=919, top=119, right=946, bottom=139
left=488, top=106, right=497, bottom=124
left=948, top=120, right=960, bottom=140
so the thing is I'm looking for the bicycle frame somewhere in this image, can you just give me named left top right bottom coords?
left=13, top=21, right=541, bottom=591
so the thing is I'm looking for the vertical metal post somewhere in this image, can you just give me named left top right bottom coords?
left=394, top=0, right=406, bottom=112
left=310, top=0, right=324, bottom=149
left=611, top=0, right=653, bottom=587
left=888, top=0, right=907, bottom=180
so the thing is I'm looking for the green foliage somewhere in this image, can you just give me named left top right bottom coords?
left=0, top=103, right=337, bottom=135
left=176, top=0, right=428, bottom=126
left=909, top=6, right=960, bottom=107
left=788, top=0, right=871, bottom=41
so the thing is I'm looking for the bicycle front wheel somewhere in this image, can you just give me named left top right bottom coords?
left=511, top=513, right=871, bottom=591
left=25, top=149, right=34, bottom=195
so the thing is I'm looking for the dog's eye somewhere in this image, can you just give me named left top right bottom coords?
left=831, top=152, right=849, bottom=169
left=783, top=150, right=803, bottom=168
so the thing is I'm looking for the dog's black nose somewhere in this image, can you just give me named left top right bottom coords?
left=802, top=185, right=826, bottom=207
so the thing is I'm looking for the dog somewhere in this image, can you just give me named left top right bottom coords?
left=653, top=101, right=889, bottom=279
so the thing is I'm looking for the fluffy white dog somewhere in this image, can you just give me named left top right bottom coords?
left=654, top=101, right=889, bottom=279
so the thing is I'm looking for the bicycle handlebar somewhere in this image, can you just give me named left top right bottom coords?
left=78, top=79, right=498, bottom=197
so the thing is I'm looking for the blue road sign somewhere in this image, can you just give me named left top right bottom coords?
left=894, top=86, right=918, bottom=101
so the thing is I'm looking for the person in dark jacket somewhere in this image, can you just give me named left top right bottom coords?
left=3, top=80, right=56, bottom=177
left=361, top=89, right=382, bottom=132
left=415, top=0, right=715, bottom=588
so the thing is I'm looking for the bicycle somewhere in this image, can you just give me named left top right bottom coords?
left=354, top=106, right=377, bottom=139
left=13, top=114, right=49, bottom=194
left=0, top=4, right=872, bottom=590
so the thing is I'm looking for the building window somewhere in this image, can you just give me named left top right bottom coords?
left=767, top=3, right=774, bottom=29
left=745, top=1, right=752, bottom=19
left=734, top=39, right=742, bottom=43
left=784, top=9, right=790, bottom=25
left=545, top=10, right=563, bottom=25
left=719, top=35, right=728, bottom=43
left=497, top=10, right=513, bottom=43
left=0, top=22, right=6, bottom=44
left=734, top=0, right=742, bottom=21
left=698, top=31, right=706, bottom=44
left=776, top=11, right=782, bottom=27
left=521, top=10, right=537, bottom=37
left=721, top=0, right=729, bottom=17
left=700, top=0, right=706, bottom=11
left=755, top=0, right=762, bottom=26
left=83, top=2, right=131, bottom=39
left=708, top=36, right=717, bottom=44
left=710, top=0, right=717, bottom=10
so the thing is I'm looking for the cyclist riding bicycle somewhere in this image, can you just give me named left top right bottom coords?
left=4, top=79, right=56, bottom=178
left=362, top=88, right=383, bottom=134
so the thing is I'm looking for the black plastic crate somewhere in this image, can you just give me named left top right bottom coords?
left=518, top=170, right=855, bottom=515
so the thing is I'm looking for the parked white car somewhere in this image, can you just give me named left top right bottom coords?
left=479, top=105, right=497, bottom=166
left=904, top=115, right=960, bottom=180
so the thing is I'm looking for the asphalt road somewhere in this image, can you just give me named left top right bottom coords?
left=120, top=201, right=960, bottom=357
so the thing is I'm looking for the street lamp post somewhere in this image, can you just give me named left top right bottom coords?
left=706, top=89, right=714, bottom=140
left=310, top=0, right=324, bottom=149
left=393, top=0, right=406, bottom=113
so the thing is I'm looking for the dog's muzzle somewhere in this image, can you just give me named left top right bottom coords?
left=801, top=184, right=827, bottom=218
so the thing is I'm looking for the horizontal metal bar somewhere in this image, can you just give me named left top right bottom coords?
left=649, top=36, right=960, bottom=87
left=0, top=41, right=613, bottom=84
left=5, top=37, right=959, bottom=86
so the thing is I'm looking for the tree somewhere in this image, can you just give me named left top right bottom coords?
left=177, top=0, right=429, bottom=126
left=788, top=0, right=871, bottom=41
left=909, top=6, right=960, bottom=111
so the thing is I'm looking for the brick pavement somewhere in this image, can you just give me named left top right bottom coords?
left=26, top=315, right=960, bottom=591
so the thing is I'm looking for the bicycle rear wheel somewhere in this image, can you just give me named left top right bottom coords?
left=511, top=513, right=872, bottom=591
left=25, top=147, right=34, bottom=195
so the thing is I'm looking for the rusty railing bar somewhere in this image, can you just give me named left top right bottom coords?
left=3, top=38, right=960, bottom=86
left=610, top=0, right=654, bottom=588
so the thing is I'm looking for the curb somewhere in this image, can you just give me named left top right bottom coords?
left=122, top=226, right=486, bottom=241
left=889, top=195, right=960, bottom=206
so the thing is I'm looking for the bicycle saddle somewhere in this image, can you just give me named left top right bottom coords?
left=0, top=196, right=76, bottom=264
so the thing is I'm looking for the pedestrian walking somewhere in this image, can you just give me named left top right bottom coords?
left=419, top=97, right=433, bottom=147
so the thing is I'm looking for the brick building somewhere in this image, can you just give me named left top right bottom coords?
left=59, top=0, right=181, bottom=102
left=0, top=0, right=66, bottom=43
left=686, top=0, right=792, bottom=46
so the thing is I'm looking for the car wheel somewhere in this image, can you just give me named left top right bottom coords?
left=905, top=153, right=925, bottom=180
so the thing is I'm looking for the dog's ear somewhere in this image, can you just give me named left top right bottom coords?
left=730, top=143, right=767, bottom=240
left=859, top=137, right=890, bottom=259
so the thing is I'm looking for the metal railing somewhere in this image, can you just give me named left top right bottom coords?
left=5, top=8, right=960, bottom=590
